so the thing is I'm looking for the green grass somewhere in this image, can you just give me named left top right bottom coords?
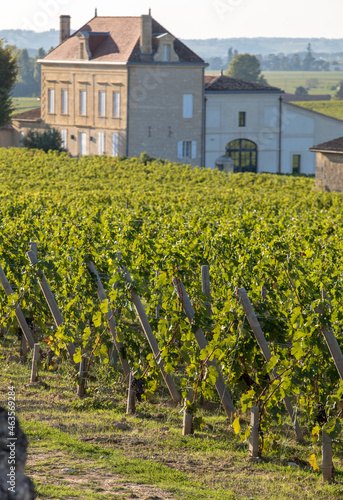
left=1, top=339, right=343, bottom=500
left=263, top=71, right=343, bottom=95
left=205, top=69, right=343, bottom=95
left=289, top=100, right=343, bottom=121
left=12, top=97, right=41, bottom=115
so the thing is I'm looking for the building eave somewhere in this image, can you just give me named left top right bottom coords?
left=205, top=90, right=284, bottom=95
left=38, top=59, right=129, bottom=66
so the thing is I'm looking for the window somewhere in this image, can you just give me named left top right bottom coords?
left=162, top=44, right=170, bottom=62
left=292, top=154, right=301, bottom=174
left=48, top=89, right=55, bottom=113
left=226, top=139, right=257, bottom=173
left=80, top=90, right=87, bottom=115
left=61, top=90, right=68, bottom=114
left=238, top=111, right=246, bottom=127
left=183, top=94, right=193, bottom=119
left=112, top=133, right=119, bottom=157
left=79, top=132, right=87, bottom=155
left=98, top=132, right=105, bottom=155
left=177, top=141, right=197, bottom=159
left=99, top=91, right=106, bottom=117
left=113, top=92, right=120, bottom=118
left=61, top=129, right=67, bottom=149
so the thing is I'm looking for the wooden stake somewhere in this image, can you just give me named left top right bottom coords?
left=173, top=277, right=235, bottom=418
left=77, top=355, right=87, bottom=398
left=27, top=250, right=76, bottom=365
left=87, top=261, right=130, bottom=381
left=182, top=389, right=194, bottom=436
left=0, top=264, right=35, bottom=350
left=20, top=335, right=28, bottom=363
left=319, top=291, right=343, bottom=380
left=122, top=266, right=181, bottom=404
left=322, top=429, right=333, bottom=482
left=127, top=372, right=136, bottom=414
left=201, top=265, right=212, bottom=316
left=30, top=343, right=40, bottom=383
left=249, top=407, right=259, bottom=458
left=236, top=287, right=304, bottom=443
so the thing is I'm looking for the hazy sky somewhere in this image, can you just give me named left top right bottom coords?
left=3, top=0, right=343, bottom=39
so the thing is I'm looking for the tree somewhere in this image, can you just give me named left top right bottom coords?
left=335, top=81, right=343, bottom=100
left=225, top=53, right=267, bottom=84
left=295, top=86, right=308, bottom=96
left=0, top=39, right=18, bottom=126
left=23, top=128, right=64, bottom=153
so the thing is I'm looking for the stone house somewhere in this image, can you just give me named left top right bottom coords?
left=310, top=137, right=343, bottom=192
left=205, top=74, right=343, bottom=174
left=35, top=13, right=206, bottom=166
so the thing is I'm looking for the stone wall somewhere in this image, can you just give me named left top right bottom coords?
left=315, top=152, right=343, bottom=192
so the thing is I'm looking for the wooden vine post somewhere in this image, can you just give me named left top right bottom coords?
left=172, top=277, right=235, bottom=418
left=182, top=389, right=194, bottom=436
left=27, top=248, right=77, bottom=365
left=249, top=407, right=259, bottom=458
left=0, top=264, right=35, bottom=350
left=30, top=343, right=40, bottom=383
left=122, top=266, right=182, bottom=404
left=87, top=261, right=131, bottom=382
left=201, top=265, right=212, bottom=316
left=236, top=287, right=304, bottom=443
left=127, top=373, right=136, bottom=414
left=322, top=430, right=334, bottom=482
left=77, top=355, right=87, bottom=398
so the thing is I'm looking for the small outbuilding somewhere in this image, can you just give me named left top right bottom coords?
left=310, top=137, right=343, bottom=192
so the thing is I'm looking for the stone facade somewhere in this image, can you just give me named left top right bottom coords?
left=37, top=14, right=206, bottom=165
left=314, top=152, right=343, bottom=191
left=41, top=63, right=128, bottom=156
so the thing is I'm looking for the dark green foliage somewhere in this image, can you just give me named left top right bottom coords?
left=295, top=86, right=308, bottom=96
left=22, top=128, right=64, bottom=152
left=0, top=39, right=18, bottom=126
left=225, top=53, right=267, bottom=84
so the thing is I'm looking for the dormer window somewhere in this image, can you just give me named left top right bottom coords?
left=154, top=33, right=179, bottom=63
left=162, top=45, right=170, bottom=62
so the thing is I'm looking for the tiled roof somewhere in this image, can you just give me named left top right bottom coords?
left=310, top=137, right=343, bottom=153
left=12, top=107, right=42, bottom=121
left=42, top=16, right=204, bottom=64
left=205, top=74, right=281, bottom=92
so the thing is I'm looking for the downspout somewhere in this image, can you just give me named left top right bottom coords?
left=278, top=95, right=282, bottom=174
left=202, top=87, right=207, bottom=168
left=126, top=68, right=130, bottom=156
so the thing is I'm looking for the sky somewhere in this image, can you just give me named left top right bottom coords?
left=3, top=0, right=343, bottom=39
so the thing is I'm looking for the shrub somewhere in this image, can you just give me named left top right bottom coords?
left=23, top=128, right=64, bottom=152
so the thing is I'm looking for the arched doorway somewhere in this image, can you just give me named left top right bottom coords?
left=225, top=139, right=258, bottom=173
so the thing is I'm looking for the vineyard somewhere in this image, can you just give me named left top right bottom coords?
left=1, top=147, right=343, bottom=499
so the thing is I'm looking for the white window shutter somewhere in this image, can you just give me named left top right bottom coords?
left=191, top=141, right=197, bottom=159
left=183, top=94, right=193, bottom=119
left=177, top=141, right=183, bottom=158
left=61, top=129, right=67, bottom=149
left=98, top=132, right=105, bottom=155
left=112, top=133, right=119, bottom=157
left=113, top=92, right=120, bottom=117
left=99, top=92, right=106, bottom=116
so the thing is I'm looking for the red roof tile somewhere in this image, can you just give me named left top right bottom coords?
left=310, top=137, right=343, bottom=153
left=12, top=107, right=42, bottom=121
left=205, top=74, right=281, bottom=92
left=42, top=16, right=204, bottom=64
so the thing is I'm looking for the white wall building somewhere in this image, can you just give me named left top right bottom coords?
left=205, top=74, right=343, bottom=175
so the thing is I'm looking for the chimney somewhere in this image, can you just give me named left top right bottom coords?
left=60, top=15, right=71, bottom=44
left=140, top=14, right=152, bottom=54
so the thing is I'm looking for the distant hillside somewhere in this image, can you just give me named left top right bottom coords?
left=2, top=29, right=343, bottom=61
left=0, top=29, right=60, bottom=53
left=182, top=37, right=343, bottom=59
